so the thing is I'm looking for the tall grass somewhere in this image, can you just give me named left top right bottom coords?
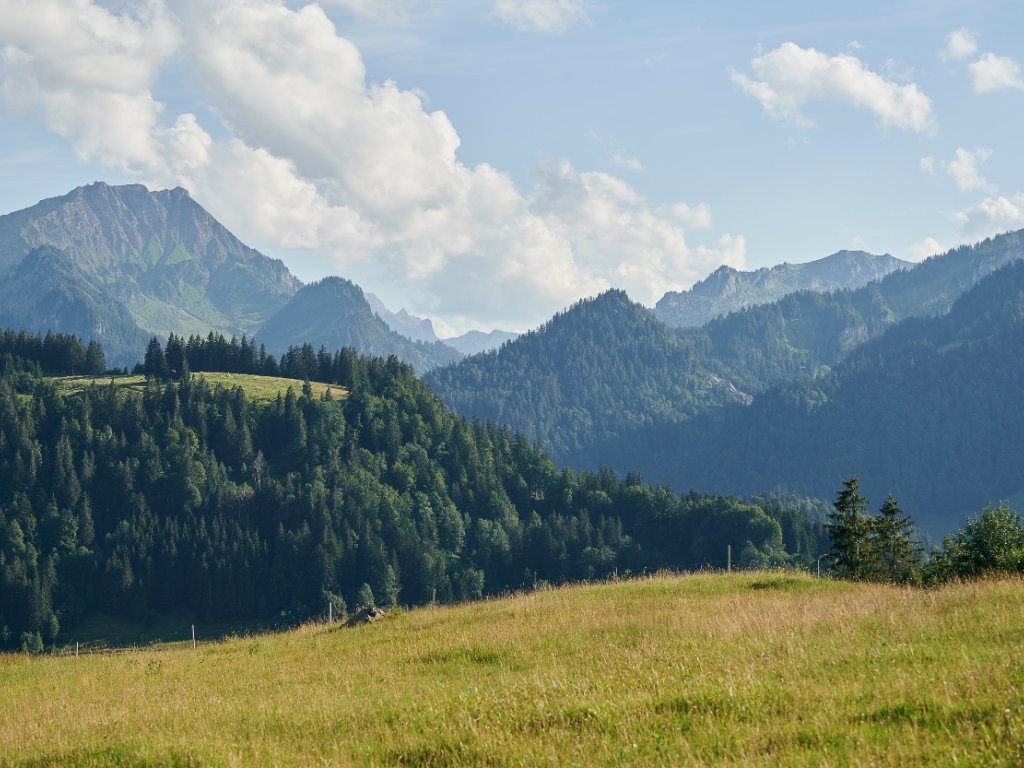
left=1, top=572, right=1022, bottom=766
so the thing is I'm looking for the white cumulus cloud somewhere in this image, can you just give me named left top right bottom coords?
left=0, top=0, right=740, bottom=333
left=0, top=0, right=178, bottom=173
left=944, top=147, right=993, bottom=193
left=907, top=237, right=944, bottom=262
left=969, top=52, right=1024, bottom=93
left=944, top=28, right=977, bottom=61
left=493, top=0, right=591, bottom=34
left=954, top=194, right=1024, bottom=241
left=731, top=42, right=936, bottom=132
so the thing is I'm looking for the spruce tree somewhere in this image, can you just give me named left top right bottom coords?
left=873, top=495, right=922, bottom=584
left=826, top=476, right=875, bottom=580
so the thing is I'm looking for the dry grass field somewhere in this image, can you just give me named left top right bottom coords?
left=1, top=572, right=1022, bottom=767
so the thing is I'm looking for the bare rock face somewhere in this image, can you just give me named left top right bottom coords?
left=655, top=250, right=910, bottom=329
left=346, top=606, right=386, bottom=627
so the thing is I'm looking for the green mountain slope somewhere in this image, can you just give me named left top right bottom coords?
left=258, top=277, right=463, bottom=374
left=700, top=230, right=1024, bottom=392
left=596, top=258, right=1024, bottom=534
left=427, top=231, right=1024, bottom=467
left=0, top=245, right=150, bottom=360
left=424, top=290, right=750, bottom=460
left=655, top=250, right=909, bottom=328
left=0, top=182, right=300, bottom=364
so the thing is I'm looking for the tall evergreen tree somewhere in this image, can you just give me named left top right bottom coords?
left=826, top=477, right=876, bottom=580
left=873, top=495, right=922, bottom=584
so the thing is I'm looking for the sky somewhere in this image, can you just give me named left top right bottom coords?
left=0, top=1, right=1022, bottom=336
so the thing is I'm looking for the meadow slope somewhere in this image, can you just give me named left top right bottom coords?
left=1, top=573, right=1022, bottom=767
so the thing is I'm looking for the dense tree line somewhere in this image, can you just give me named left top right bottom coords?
left=0, top=340, right=827, bottom=652
left=826, top=476, right=1024, bottom=585
left=0, top=327, right=105, bottom=378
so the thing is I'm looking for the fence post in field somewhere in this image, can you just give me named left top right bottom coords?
left=329, top=602, right=333, bottom=623
left=727, top=544, right=732, bottom=573
left=192, top=624, right=196, bottom=650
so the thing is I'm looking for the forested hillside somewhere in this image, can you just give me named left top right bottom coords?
left=425, top=290, right=751, bottom=461
left=427, top=231, right=1024, bottom=466
left=0, top=332, right=826, bottom=651
left=593, top=258, right=1024, bottom=534
left=258, top=277, right=462, bottom=374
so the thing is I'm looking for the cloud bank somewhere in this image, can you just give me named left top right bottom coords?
left=0, top=0, right=741, bottom=333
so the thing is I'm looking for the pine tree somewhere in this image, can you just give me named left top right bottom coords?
left=826, top=477, right=876, bottom=580
left=873, top=495, right=922, bottom=583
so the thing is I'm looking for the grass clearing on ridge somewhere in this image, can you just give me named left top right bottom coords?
left=2, top=572, right=1023, bottom=766
left=53, top=372, right=344, bottom=403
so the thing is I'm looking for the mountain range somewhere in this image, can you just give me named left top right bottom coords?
left=0, top=183, right=459, bottom=370
left=654, top=250, right=910, bottom=328
left=426, top=230, right=1024, bottom=532
left=3, top=180, right=1023, bottom=534
left=596, top=256, right=1024, bottom=534
left=258, top=277, right=462, bottom=373
left=364, top=292, right=519, bottom=354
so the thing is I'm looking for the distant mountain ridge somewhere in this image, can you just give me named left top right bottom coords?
left=595, top=257, right=1024, bottom=534
left=0, top=182, right=299, bottom=365
left=0, top=182, right=463, bottom=371
left=364, top=291, right=519, bottom=355
left=442, top=329, right=520, bottom=355
left=364, top=292, right=441, bottom=343
left=427, top=231, right=1024, bottom=471
left=655, top=250, right=910, bottom=328
left=258, top=277, right=462, bottom=374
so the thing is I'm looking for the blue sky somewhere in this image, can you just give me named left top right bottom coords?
left=0, top=0, right=1022, bottom=335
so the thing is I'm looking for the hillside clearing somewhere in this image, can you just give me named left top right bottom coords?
left=2, top=572, right=1022, bottom=766
left=53, top=372, right=344, bottom=402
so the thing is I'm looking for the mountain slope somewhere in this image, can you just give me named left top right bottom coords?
left=597, top=257, right=1024, bottom=534
left=427, top=231, right=1024, bottom=469
left=364, top=292, right=441, bottom=343
left=699, top=230, right=1024, bottom=392
left=424, top=290, right=749, bottom=460
left=0, top=183, right=468, bottom=372
left=0, top=245, right=151, bottom=359
left=0, top=182, right=300, bottom=364
left=258, top=277, right=462, bottom=374
left=655, top=250, right=909, bottom=328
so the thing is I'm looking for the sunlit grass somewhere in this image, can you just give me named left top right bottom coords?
left=2, top=572, right=1022, bottom=766
left=52, top=372, right=344, bottom=403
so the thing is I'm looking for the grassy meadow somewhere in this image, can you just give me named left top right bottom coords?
left=1, top=572, right=1022, bottom=767
left=54, top=372, right=343, bottom=403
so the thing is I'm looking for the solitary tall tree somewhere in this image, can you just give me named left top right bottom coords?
left=826, top=476, right=875, bottom=580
